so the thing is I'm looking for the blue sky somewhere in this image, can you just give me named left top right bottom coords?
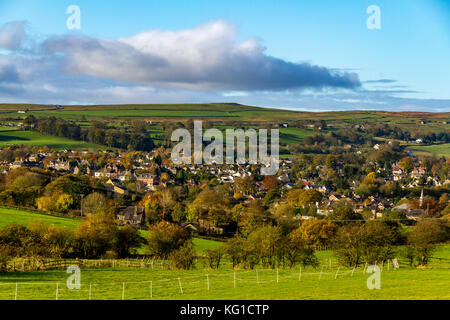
left=0, top=0, right=449, bottom=111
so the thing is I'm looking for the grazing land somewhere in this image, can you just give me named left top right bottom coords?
left=1, top=103, right=449, bottom=125
left=0, top=126, right=105, bottom=150
left=0, top=247, right=449, bottom=300
left=1, top=104, right=448, bottom=153
left=406, top=143, right=450, bottom=157
left=0, top=207, right=80, bottom=230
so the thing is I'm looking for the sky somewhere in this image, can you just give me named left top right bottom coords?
left=0, top=0, right=449, bottom=111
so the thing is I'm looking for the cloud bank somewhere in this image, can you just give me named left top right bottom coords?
left=40, top=20, right=360, bottom=91
left=0, top=20, right=447, bottom=111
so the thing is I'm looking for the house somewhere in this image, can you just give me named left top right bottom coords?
left=277, top=173, right=290, bottom=183
left=393, top=203, right=425, bottom=220
left=178, top=222, right=199, bottom=233
left=117, top=206, right=145, bottom=226
left=136, top=173, right=159, bottom=189
left=105, top=178, right=127, bottom=195
left=198, top=219, right=224, bottom=235
left=411, top=167, right=426, bottom=178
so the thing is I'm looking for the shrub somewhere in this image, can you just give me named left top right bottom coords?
left=169, top=242, right=196, bottom=270
left=146, top=221, right=191, bottom=258
left=204, top=247, right=224, bottom=269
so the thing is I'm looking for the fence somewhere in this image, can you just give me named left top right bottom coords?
left=0, top=264, right=390, bottom=300
left=5, top=258, right=170, bottom=272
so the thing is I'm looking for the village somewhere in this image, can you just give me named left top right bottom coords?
left=1, top=143, right=448, bottom=237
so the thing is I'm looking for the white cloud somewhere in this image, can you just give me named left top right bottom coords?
left=42, top=20, right=360, bottom=91
left=0, top=21, right=27, bottom=50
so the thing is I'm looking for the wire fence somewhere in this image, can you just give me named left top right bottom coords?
left=0, top=266, right=370, bottom=300
left=1, top=255, right=449, bottom=300
left=3, top=257, right=448, bottom=300
left=5, top=258, right=170, bottom=272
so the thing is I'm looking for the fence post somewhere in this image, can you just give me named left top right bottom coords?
left=89, top=283, right=92, bottom=300
left=14, top=283, right=18, bottom=300
left=334, top=266, right=340, bottom=279
left=351, top=265, right=356, bottom=277
left=206, top=275, right=210, bottom=291
left=178, top=278, right=183, bottom=294
left=55, top=283, right=59, bottom=300
left=122, top=282, right=125, bottom=300
left=233, top=272, right=236, bottom=288
left=150, top=281, right=153, bottom=299
left=256, top=269, right=259, bottom=284
left=276, top=268, right=279, bottom=283
left=299, top=267, right=302, bottom=281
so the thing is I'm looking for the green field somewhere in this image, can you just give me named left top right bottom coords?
left=0, top=207, right=81, bottom=230
left=1, top=104, right=449, bottom=127
left=0, top=206, right=449, bottom=300
left=0, top=127, right=105, bottom=150
left=0, top=248, right=449, bottom=300
left=1, top=104, right=448, bottom=152
left=407, top=143, right=450, bottom=158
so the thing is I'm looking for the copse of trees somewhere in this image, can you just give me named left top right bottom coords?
left=24, top=116, right=155, bottom=151
left=404, top=219, right=449, bottom=266
left=0, top=214, right=145, bottom=268
left=221, top=225, right=319, bottom=270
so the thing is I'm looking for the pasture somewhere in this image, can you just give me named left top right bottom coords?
left=0, top=207, right=81, bottom=230
left=0, top=247, right=449, bottom=300
left=0, top=206, right=449, bottom=300
left=0, top=126, right=105, bottom=150
left=406, top=143, right=450, bottom=158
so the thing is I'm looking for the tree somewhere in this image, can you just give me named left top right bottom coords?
left=82, top=192, right=107, bottom=215
left=262, top=175, right=278, bottom=191
left=224, top=237, right=245, bottom=269
left=399, top=157, right=414, bottom=172
left=247, top=225, right=283, bottom=268
left=291, top=219, right=336, bottom=249
left=327, top=205, right=364, bottom=225
left=73, top=214, right=118, bottom=258
left=204, top=247, right=224, bottom=269
left=286, top=189, right=322, bottom=207
left=406, top=220, right=448, bottom=266
left=55, top=193, right=74, bottom=213
left=359, top=221, right=396, bottom=264
left=169, top=242, right=196, bottom=270
left=112, top=225, right=145, bottom=258
left=333, top=225, right=365, bottom=267
left=238, top=200, right=271, bottom=236
left=146, top=221, right=190, bottom=258
left=187, top=188, right=231, bottom=224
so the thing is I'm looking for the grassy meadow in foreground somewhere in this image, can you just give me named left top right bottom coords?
left=0, top=255, right=449, bottom=300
